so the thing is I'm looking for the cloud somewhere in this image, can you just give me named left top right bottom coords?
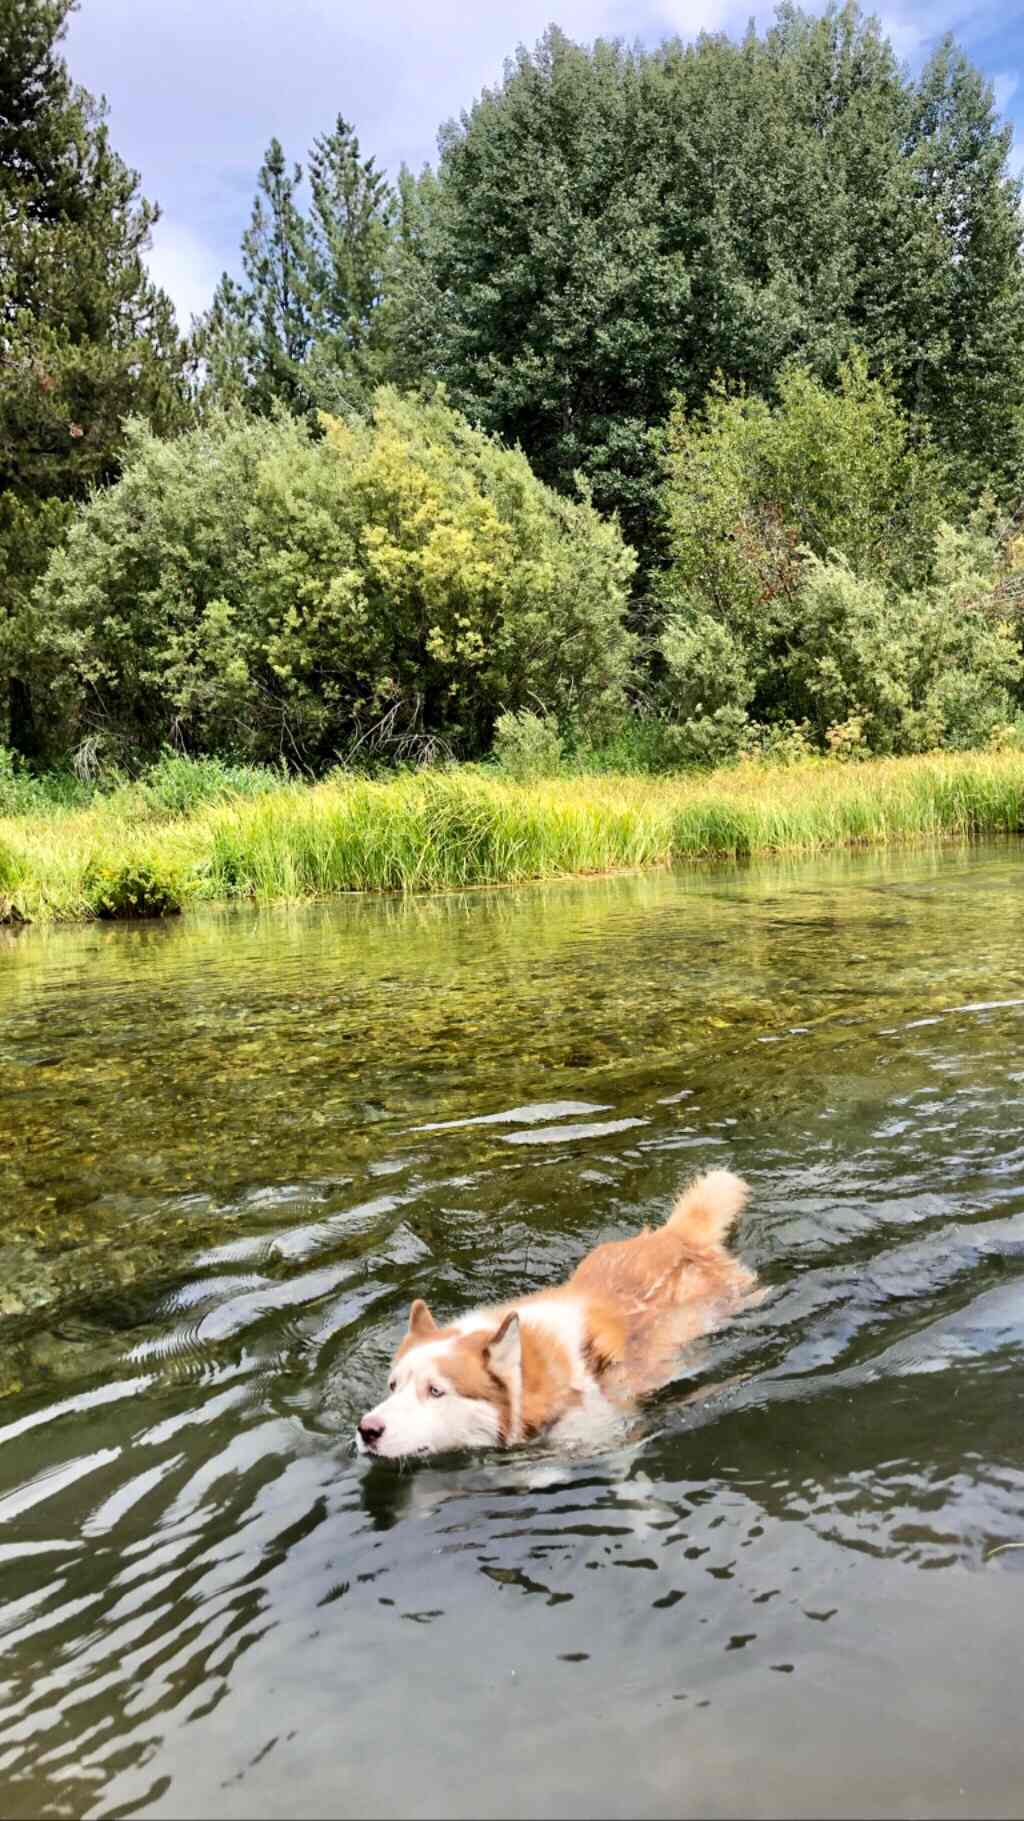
left=993, top=72, right=1020, bottom=118
left=876, top=0, right=1015, bottom=66
left=64, top=0, right=1024, bottom=330
left=68, top=0, right=711, bottom=320
left=145, top=218, right=226, bottom=332
left=654, top=0, right=770, bottom=33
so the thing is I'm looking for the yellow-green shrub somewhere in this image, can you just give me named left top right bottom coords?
left=37, top=391, right=636, bottom=765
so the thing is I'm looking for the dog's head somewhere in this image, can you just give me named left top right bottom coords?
left=356, top=1300, right=521, bottom=1458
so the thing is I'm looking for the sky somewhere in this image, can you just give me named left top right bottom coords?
left=63, top=0, right=1024, bottom=331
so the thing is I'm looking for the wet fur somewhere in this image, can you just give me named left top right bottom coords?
left=357, top=1170, right=755, bottom=1458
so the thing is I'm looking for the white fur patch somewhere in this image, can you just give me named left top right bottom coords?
left=356, top=1336, right=502, bottom=1459
left=357, top=1295, right=612, bottom=1457
left=523, top=1297, right=586, bottom=1364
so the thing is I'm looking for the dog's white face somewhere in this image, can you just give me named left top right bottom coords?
left=356, top=1301, right=520, bottom=1459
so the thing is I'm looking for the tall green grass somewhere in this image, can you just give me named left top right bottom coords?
left=0, top=745, right=284, bottom=820
left=2, top=751, right=1023, bottom=923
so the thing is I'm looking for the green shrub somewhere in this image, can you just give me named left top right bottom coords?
left=37, top=392, right=636, bottom=766
left=988, top=716, right=1024, bottom=753
left=86, top=860, right=182, bottom=920
left=744, top=720, right=817, bottom=766
left=135, top=751, right=284, bottom=815
left=659, top=353, right=945, bottom=611
left=0, top=746, right=94, bottom=815
left=656, top=360, right=1021, bottom=756
left=661, top=706, right=753, bottom=769
left=785, top=553, right=1022, bottom=753
left=491, top=709, right=564, bottom=779
left=563, top=714, right=685, bottom=775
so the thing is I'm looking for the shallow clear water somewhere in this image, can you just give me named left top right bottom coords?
left=2, top=843, right=1024, bottom=1820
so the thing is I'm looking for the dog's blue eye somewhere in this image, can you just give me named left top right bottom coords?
left=429, top=1385, right=445, bottom=1399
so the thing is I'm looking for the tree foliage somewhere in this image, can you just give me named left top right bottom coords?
left=8, top=1, right=1024, bottom=776
left=398, top=6, right=1024, bottom=563
left=37, top=392, right=636, bottom=764
left=195, top=118, right=396, bottom=416
left=0, top=0, right=188, bottom=752
left=197, top=139, right=312, bottom=415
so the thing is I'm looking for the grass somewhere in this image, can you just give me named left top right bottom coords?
left=2, top=750, right=1024, bottom=923
left=0, top=747, right=284, bottom=820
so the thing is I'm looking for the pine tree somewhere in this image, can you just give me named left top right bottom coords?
left=384, top=163, right=443, bottom=393
left=0, top=0, right=188, bottom=756
left=194, top=138, right=312, bottom=414
left=194, top=138, right=311, bottom=417
left=302, top=116, right=395, bottom=410
left=196, top=123, right=396, bottom=417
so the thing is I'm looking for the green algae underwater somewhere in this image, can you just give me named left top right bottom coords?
left=2, top=842, right=1024, bottom=1818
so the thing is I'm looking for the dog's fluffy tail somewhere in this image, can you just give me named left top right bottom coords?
left=665, top=1169, right=749, bottom=1250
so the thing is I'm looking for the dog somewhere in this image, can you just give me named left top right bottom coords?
left=355, top=1170, right=755, bottom=1459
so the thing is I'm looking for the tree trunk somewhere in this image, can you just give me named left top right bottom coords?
left=8, top=676, right=39, bottom=762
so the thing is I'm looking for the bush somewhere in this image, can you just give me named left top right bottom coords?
left=86, top=860, right=182, bottom=920
left=656, top=359, right=1022, bottom=756
left=36, top=392, right=636, bottom=766
left=658, top=354, right=945, bottom=626
left=987, top=717, right=1024, bottom=753
left=562, top=714, right=685, bottom=775
left=0, top=746, right=94, bottom=815
left=133, top=751, right=284, bottom=815
left=491, top=709, right=564, bottom=780
left=782, top=552, right=1021, bottom=753
left=656, top=355, right=947, bottom=736
left=743, top=720, right=817, bottom=766
left=661, top=706, right=753, bottom=769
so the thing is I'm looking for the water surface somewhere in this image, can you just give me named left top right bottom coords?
left=2, top=844, right=1024, bottom=1818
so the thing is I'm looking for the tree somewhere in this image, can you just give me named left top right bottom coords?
left=385, top=163, right=444, bottom=393
left=195, top=138, right=312, bottom=414
left=405, top=29, right=691, bottom=564
left=905, top=40, right=1024, bottom=498
left=401, top=6, right=1024, bottom=571
left=0, top=0, right=188, bottom=755
left=303, top=117, right=395, bottom=410
left=196, top=121, right=397, bottom=417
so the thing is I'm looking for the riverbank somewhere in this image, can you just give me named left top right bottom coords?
left=2, top=750, right=1023, bottom=923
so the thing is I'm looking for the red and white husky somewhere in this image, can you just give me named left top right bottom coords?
left=356, top=1170, right=755, bottom=1459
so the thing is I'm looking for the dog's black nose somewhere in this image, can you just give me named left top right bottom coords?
left=359, top=1417, right=385, bottom=1448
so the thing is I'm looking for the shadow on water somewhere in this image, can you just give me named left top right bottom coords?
left=2, top=842, right=1024, bottom=1817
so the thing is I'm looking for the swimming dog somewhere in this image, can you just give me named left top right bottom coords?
left=356, top=1170, right=755, bottom=1459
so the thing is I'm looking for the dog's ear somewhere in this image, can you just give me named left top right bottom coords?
left=485, top=1311, right=521, bottom=1380
left=408, top=1298, right=438, bottom=1339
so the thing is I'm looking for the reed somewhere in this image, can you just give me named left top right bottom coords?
left=2, top=751, right=1023, bottom=923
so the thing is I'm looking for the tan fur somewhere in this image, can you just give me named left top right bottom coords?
left=665, top=1168, right=750, bottom=1246
left=362, top=1170, right=755, bottom=1454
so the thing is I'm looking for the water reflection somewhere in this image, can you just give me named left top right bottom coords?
left=2, top=844, right=1024, bottom=1816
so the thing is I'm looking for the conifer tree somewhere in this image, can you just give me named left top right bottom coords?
left=196, top=138, right=312, bottom=413
left=197, top=122, right=396, bottom=416
left=0, top=0, right=188, bottom=755
left=303, top=116, right=395, bottom=410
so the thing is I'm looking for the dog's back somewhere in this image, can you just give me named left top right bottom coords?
left=571, top=1169, right=755, bottom=1397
